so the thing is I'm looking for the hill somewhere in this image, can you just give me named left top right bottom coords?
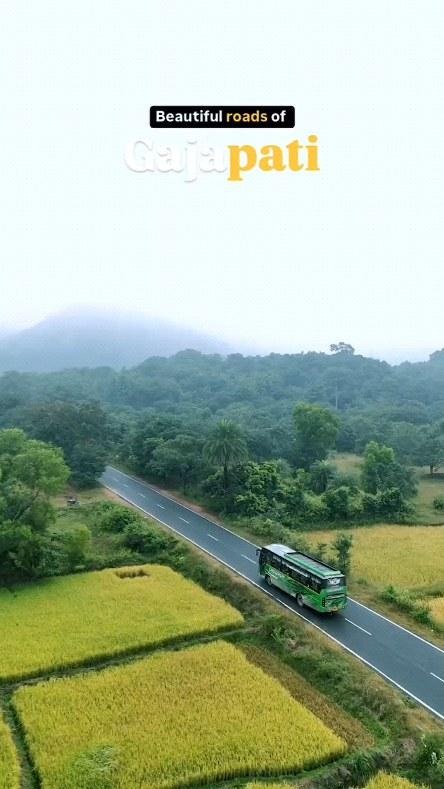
left=0, top=308, right=232, bottom=372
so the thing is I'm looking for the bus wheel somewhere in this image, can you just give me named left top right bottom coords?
left=265, top=575, right=273, bottom=587
left=296, top=594, right=304, bottom=608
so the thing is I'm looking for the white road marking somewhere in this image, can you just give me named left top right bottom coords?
left=431, top=672, right=444, bottom=683
left=207, top=534, right=219, bottom=541
left=139, top=494, right=146, bottom=499
left=349, top=597, right=444, bottom=656
left=179, top=517, right=190, bottom=524
left=241, top=554, right=256, bottom=565
left=106, top=466, right=256, bottom=548
left=103, top=481, right=444, bottom=723
left=345, top=618, right=372, bottom=636
left=155, top=503, right=165, bottom=510
left=122, top=483, right=129, bottom=488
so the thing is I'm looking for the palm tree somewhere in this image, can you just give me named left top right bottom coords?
left=204, top=419, right=248, bottom=493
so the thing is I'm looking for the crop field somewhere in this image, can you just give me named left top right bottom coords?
left=307, top=526, right=444, bottom=590
left=0, top=565, right=243, bottom=682
left=429, top=596, right=444, bottom=625
left=13, top=640, right=346, bottom=789
left=0, top=711, right=19, bottom=789
left=246, top=784, right=293, bottom=788
left=246, top=784, right=292, bottom=788
left=363, top=773, right=426, bottom=789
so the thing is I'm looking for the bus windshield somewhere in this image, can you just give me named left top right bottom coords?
left=323, top=576, right=345, bottom=589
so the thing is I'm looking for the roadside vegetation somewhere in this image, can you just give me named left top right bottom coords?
left=363, top=775, right=428, bottom=789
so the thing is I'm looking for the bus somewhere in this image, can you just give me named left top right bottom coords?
left=257, top=543, right=347, bottom=613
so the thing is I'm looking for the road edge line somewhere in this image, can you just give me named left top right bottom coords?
left=103, top=481, right=444, bottom=723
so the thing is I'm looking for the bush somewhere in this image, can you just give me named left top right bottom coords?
left=122, top=521, right=173, bottom=554
left=322, top=486, right=362, bottom=521
left=380, top=586, right=432, bottom=625
left=89, top=502, right=140, bottom=533
left=433, top=495, right=444, bottom=512
left=58, top=525, right=91, bottom=571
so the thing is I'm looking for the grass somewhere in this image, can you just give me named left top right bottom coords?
left=413, top=472, right=444, bottom=525
left=0, top=710, right=20, bottom=789
left=363, top=773, right=427, bottom=788
left=306, top=525, right=444, bottom=592
left=429, top=597, right=444, bottom=626
left=0, top=564, right=243, bottom=682
left=246, top=784, right=293, bottom=788
left=13, top=640, right=346, bottom=789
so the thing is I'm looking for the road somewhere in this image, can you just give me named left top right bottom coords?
left=101, top=466, right=444, bottom=721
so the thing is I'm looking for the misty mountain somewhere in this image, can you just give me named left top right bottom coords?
left=0, top=308, right=232, bottom=372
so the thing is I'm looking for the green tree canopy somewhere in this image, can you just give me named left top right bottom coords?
left=0, top=429, right=70, bottom=579
left=204, top=419, right=248, bottom=492
left=361, top=441, right=416, bottom=498
left=293, top=403, right=340, bottom=470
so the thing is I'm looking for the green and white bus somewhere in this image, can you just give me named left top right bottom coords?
left=257, top=543, right=347, bottom=613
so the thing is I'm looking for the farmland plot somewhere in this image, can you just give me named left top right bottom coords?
left=363, top=773, right=427, bottom=789
left=0, top=565, right=243, bottom=682
left=429, top=596, right=444, bottom=626
left=307, top=526, right=444, bottom=590
left=0, top=712, right=19, bottom=789
left=14, top=640, right=346, bottom=789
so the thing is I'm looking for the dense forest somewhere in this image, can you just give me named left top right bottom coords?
left=1, top=346, right=444, bottom=580
left=0, top=347, right=443, bottom=466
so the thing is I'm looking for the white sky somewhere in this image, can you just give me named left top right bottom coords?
left=1, top=1, right=443, bottom=359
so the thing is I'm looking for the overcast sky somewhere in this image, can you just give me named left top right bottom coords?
left=1, top=1, right=443, bottom=361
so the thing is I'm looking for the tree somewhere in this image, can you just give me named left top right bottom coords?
left=414, top=425, right=444, bottom=475
left=361, top=441, right=417, bottom=498
left=149, top=435, right=205, bottom=492
left=329, top=342, right=355, bottom=355
left=332, top=532, right=353, bottom=576
left=293, top=403, right=340, bottom=470
left=204, top=420, right=248, bottom=493
left=70, top=441, right=107, bottom=488
left=233, top=461, right=283, bottom=516
left=0, top=429, right=70, bottom=579
left=309, top=460, right=336, bottom=493
left=323, top=486, right=360, bottom=521
left=22, top=402, right=109, bottom=488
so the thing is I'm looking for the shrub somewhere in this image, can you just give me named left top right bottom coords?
left=122, top=521, right=173, bottom=554
left=88, top=502, right=140, bottom=533
left=380, top=586, right=431, bottom=625
left=433, top=495, right=444, bottom=512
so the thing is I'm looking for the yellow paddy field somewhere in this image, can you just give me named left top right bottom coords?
left=429, top=596, right=444, bottom=626
left=0, top=565, right=243, bottom=682
left=13, top=641, right=346, bottom=789
left=0, top=712, right=19, bottom=789
left=363, top=773, right=427, bottom=789
left=308, top=526, right=444, bottom=590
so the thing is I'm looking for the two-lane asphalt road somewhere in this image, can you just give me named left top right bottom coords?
left=101, top=466, right=444, bottom=721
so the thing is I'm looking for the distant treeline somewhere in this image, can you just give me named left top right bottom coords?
left=0, top=348, right=443, bottom=469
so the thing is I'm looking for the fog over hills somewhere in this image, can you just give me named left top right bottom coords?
left=0, top=308, right=233, bottom=372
